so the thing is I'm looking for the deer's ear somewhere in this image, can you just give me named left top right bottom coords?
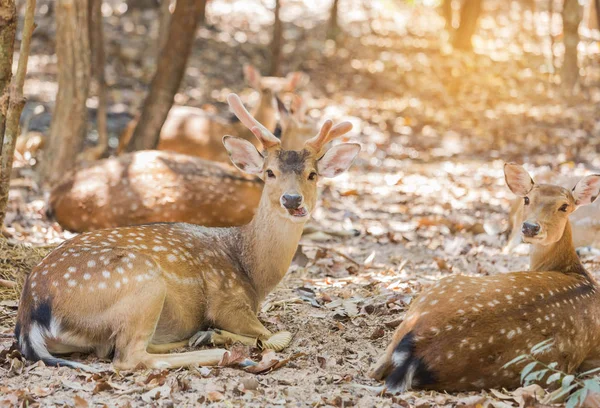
left=572, top=175, right=600, bottom=207
left=317, top=143, right=360, bottom=178
left=504, top=163, right=534, bottom=197
left=285, top=72, right=309, bottom=91
left=243, top=64, right=262, bottom=90
left=223, top=136, right=264, bottom=175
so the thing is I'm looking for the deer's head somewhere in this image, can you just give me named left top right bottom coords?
left=224, top=94, right=359, bottom=223
left=505, top=163, right=600, bottom=245
left=276, top=94, right=318, bottom=150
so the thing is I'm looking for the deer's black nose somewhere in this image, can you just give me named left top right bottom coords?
left=281, top=194, right=302, bottom=209
left=522, top=221, right=541, bottom=237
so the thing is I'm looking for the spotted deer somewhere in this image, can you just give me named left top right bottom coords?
left=117, top=65, right=309, bottom=162
left=16, top=93, right=360, bottom=371
left=370, top=163, right=600, bottom=392
left=49, top=94, right=319, bottom=233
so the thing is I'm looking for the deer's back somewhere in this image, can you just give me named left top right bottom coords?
left=49, top=151, right=263, bottom=232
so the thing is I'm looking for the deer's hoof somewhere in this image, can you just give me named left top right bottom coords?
left=189, top=330, right=213, bottom=348
left=258, top=331, right=293, bottom=351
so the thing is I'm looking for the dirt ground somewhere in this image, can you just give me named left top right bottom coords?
left=2, top=0, right=600, bottom=406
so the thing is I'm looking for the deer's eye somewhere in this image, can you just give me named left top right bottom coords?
left=524, top=197, right=530, bottom=205
left=559, top=203, right=569, bottom=212
left=266, top=169, right=275, bottom=179
left=308, top=172, right=317, bottom=181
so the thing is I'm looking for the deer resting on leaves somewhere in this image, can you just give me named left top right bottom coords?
left=371, top=163, right=600, bottom=392
left=15, top=94, right=360, bottom=371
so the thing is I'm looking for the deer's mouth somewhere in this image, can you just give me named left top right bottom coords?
left=287, top=206, right=308, bottom=218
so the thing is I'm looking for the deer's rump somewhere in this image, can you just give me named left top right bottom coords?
left=49, top=150, right=263, bottom=232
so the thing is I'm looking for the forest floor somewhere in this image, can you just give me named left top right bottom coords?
left=2, top=0, right=600, bottom=406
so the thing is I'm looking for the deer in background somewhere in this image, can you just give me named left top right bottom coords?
left=370, top=163, right=600, bottom=392
left=16, top=93, right=360, bottom=371
left=117, top=65, right=309, bottom=162
left=49, top=94, right=321, bottom=233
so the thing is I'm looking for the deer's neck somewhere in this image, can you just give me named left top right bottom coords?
left=238, top=195, right=305, bottom=301
left=529, top=221, right=587, bottom=275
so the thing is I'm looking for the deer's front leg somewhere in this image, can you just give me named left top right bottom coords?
left=191, top=302, right=292, bottom=351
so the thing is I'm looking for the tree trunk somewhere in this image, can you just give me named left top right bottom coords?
left=270, top=0, right=282, bottom=76
left=442, top=0, right=453, bottom=29
left=126, top=0, right=206, bottom=152
left=156, top=0, right=172, bottom=59
left=595, top=0, right=600, bottom=30
left=79, top=0, right=107, bottom=161
left=0, top=0, right=16, bottom=146
left=0, top=0, right=36, bottom=226
left=561, top=0, right=582, bottom=92
left=127, top=0, right=159, bottom=11
left=453, top=0, right=483, bottom=50
left=327, top=0, right=340, bottom=40
left=43, top=0, right=91, bottom=185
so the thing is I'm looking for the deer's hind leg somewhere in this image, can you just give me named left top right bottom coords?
left=111, top=282, right=226, bottom=370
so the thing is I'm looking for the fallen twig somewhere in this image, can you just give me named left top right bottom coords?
left=0, top=278, right=16, bottom=288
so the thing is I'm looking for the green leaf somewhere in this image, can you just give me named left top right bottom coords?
left=525, top=369, right=548, bottom=386
left=548, top=362, right=558, bottom=369
left=579, top=367, right=600, bottom=377
left=530, top=339, right=553, bottom=353
left=547, top=372, right=562, bottom=384
left=563, top=375, right=575, bottom=387
left=502, top=354, right=528, bottom=369
left=566, top=389, right=587, bottom=408
left=582, top=378, right=600, bottom=393
left=521, top=361, right=538, bottom=384
left=531, top=340, right=554, bottom=355
left=548, top=384, right=579, bottom=403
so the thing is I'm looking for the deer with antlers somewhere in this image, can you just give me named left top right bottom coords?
left=117, top=65, right=309, bottom=162
left=16, top=94, right=360, bottom=371
left=370, top=163, right=600, bottom=392
left=49, top=94, right=320, bottom=233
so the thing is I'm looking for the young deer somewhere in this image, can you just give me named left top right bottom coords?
left=370, top=163, right=600, bottom=392
left=117, top=65, right=308, bottom=162
left=49, top=95, right=319, bottom=233
left=16, top=93, right=360, bottom=371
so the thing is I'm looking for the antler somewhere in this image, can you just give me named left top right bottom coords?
left=305, top=120, right=353, bottom=153
left=227, top=93, right=281, bottom=149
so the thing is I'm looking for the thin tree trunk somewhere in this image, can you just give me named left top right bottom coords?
left=561, top=0, right=582, bottom=92
left=126, top=0, right=206, bottom=152
left=0, top=0, right=36, bottom=226
left=596, top=0, right=600, bottom=30
left=156, top=0, right=172, bottom=60
left=442, top=0, right=453, bottom=29
left=43, top=0, right=91, bottom=185
left=270, top=0, right=282, bottom=76
left=0, top=0, right=17, bottom=148
left=327, top=0, right=340, bottom=40
left=453, top=0, right=483, bottom=50
left=79, top=0, right=107, bottom=161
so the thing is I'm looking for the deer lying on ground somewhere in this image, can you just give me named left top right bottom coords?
left=370, top=163, right=600, bottom=392
left=49, top=96, right=319, bottom=232
left=505, top=170, right=600, bottom=252
left=117, top=65, right=309, bottom=162
left=16, top=94, right=360, bottom=371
